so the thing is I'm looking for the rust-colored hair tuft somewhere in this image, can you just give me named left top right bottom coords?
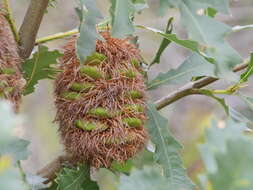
left=55, top=31, right=148, bottom=168
left=0, top=9, right=24, bottom=111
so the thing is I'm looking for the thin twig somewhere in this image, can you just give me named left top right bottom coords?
left=155, top=62, right=249, bottom=110
left=18, top=0, right=50, bottom=59
left=35, top=21, right=110, bottom=45
left=35, top=29, right=79, bottom=45
left=2, top=0, right=19, bottom=42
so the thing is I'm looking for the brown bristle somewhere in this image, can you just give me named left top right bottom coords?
left=0, top=9, right=24, bottom=111
left=55, top=31, right=148, bottom=168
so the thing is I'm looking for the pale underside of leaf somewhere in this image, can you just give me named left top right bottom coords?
left=110, top=0, right=135, bottom=38
left=137, top=25, right=214, bottom=64
left=77, top=0, right=103, bottom=64
left=147, top=53, right=215, bottom=89
left=146, top=103, right=195, bottom=190
left=177, top=0, right=242, bottom=81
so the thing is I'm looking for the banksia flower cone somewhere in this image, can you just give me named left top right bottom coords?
left=0, top=9, right=24, bottom=111
left=55, top=32, right=148, bottom=168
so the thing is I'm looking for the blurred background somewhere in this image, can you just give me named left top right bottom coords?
left=10, top=0, right=253, bottom=183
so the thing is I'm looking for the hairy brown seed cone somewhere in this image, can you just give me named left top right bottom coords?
left=0, top=9, right=24, bottom=111
left=55, top=31, right=148, bottom=168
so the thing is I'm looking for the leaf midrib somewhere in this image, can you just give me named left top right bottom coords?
left=148, top=66, right=198, bottom=89
left=62, top=171, right=85, bottom=190
left=180, top=0, right=208, bottom=45
left=25, top=49, right=41, bottom=89
left=148, top=105, right=173, bottom=185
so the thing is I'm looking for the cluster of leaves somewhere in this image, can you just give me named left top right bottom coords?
left=199, top=119, right=253, bottom=190
left=22, top=46, right=62, bottom=95
left=44, top=117, right=253, bottom=190
left=16, top=0, right=253, bottom=190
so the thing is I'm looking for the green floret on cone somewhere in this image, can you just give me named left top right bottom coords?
left=76, top=120, right=96, bottom=131
left=123, top=118, right=142, bottom=128
left=80, top=66, right=103, bottom=80
left=85, top=52, right=107, bottom=66
left=88, top=107, right=112, bottom=118
left=128, top=90, right=143, bottom=99
left=124, top=70, right=137, bottom=79
left=124, top=104, right=144, bottom=112
left=131, top=59, right=141, bottom=68
left=75, top=120, right=108, bottom=131
left=70, top=82, right=93, bottom=92
left=61, top=92, right=81, bottom=100
left=0, top=68, right=16, bottom=75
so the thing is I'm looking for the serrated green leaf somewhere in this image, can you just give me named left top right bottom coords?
left=56, top=165, right=99, bottom=190
left=150, top=18, right=173, bottom=66
left=240, top=53, right=253, bottom=83
left=148, top=53, right=215, bottom=89
left=177, top=0, right=242, bottom=81
left=76, top=0, right=103, bottom=64
left=131, top=149, right=155, bottom=168
left=110, top=0, right=135, bottom=38
left=118, top=166, right=170, bottom=190
left=138, top=25, right=215, bottom=63
left=199, top=119, right=246, bottom=173
left=152, top=0, right=241, bottom=81
left=146, top=103, right=195, bottom=190
left=199, top=119, right=253, bottom=190
left=56, top=165, right=87, bottom=190
left=22, top=45, right=62, bottom=95
left=209, top=138, right=253, bottom=190
left=81, top=179, right=99, bottom=190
